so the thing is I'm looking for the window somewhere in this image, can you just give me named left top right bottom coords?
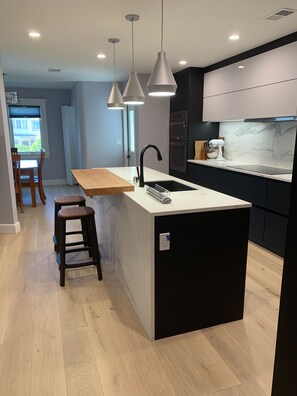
left=8, top=98, right=49, bottom=156
left=123, top=106, right=137, bottom=166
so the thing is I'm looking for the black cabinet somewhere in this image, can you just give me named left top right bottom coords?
left=169, top=68, right=219, bottom=175
left=222, top=171, right=267, bottom=207
left=154, top=208, right=250, bottom=339
left=195, top=164, right=225, bottom=191
left=264, top=212, right=288, bottom=256
left=266, top=180, right=291, bottom=216
left=192, top=164, right=291, bottom=257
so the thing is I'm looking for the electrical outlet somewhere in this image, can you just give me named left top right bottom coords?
left=159, top=232, right=170, bottom=251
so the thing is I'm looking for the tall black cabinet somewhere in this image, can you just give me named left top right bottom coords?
left=169, top=67, right=219, bottom=179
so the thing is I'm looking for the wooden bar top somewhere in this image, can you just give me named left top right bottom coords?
left=72, top=168, right=134, bottom=196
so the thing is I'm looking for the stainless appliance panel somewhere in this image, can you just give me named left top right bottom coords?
left=170, top=111, right=188, bottom=141
left=170, top=141, right=187, bottom=173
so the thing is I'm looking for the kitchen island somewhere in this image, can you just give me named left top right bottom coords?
left=74, top=167, right=251, bottom=340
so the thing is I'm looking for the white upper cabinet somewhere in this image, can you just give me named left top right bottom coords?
left=203, top=61, right=244, bottom=97
left=203, top=92, right=241, bottom=121
left=240, top=79, right=297, bottom=119
left=202, top=41, right=297, bottom=121
left=242, top=41, right=297, bottom=89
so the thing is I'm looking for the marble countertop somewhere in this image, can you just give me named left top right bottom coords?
left=104, top=167, right=251, bottom=216
left=188, top=159, right=292, bottom=183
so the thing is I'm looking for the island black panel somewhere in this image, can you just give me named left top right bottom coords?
left=154, top=208, right=250, bottom=339
left=249, top=206, right=265, bottom=243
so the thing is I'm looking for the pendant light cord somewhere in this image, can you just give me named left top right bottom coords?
left=161, top=0, right=164, bottom=51
left=131, top=18, right=135, bottom=71
left=113, top=43, right=116, bottom=82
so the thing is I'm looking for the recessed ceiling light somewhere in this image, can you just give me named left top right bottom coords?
left=238, top=65, right=245, bottom=69
left=28, top=32, right=41, bottom=38
left=179, top=60, right=187, bottom=65
left=97, top=53, right=106, bottom=59
left=229, top=34, right=240, bottom=40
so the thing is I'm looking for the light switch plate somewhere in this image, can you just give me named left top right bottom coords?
left=159, top=232, right=170, bottom=251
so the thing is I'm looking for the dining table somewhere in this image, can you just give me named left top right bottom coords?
left=20, top=159, right=38, bottom=207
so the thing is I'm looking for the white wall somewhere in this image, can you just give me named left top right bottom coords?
left=135, top=74, right=170, bottom=174
left=72, top=82, right=124, bottom=169
left=0, top=61, right=20, bottom=233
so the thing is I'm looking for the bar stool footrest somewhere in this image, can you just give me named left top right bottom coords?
left=57, top=252, right=98, bottom=267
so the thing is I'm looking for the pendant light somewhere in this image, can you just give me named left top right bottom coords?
left=107, top=38, right=125, bottom=110
left=147, top=0, right=177, bottom=96
left=123, top=14, right=145, bottom=105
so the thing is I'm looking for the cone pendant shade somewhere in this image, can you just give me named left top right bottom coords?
left=107, top=38, right=124, bottom=109
left=147, top=0, right=177, bottom=97
left=107, top=82, right=125, bottom=109
left=123, top=15, right=145, bottom=105
left=123, top=71, right=145, bottom=105
left=147, top=51, right=177, bottom=96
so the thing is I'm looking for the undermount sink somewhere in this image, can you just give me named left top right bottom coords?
left=145, top=180, right=196, bottom=192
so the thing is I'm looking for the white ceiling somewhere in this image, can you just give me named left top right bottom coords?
left=1, top=0, right=297, bottom=89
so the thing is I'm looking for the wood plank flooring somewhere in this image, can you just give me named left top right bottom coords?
left=0, top=185, right=283, bottom=395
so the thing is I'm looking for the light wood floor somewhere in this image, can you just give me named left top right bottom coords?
left=0, top=185, right=283, bottom=396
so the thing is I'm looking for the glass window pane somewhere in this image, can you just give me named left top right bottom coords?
left=10, top=117, right=41, bottom=152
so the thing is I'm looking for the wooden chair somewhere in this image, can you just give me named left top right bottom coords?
left=12, top=153, right=24, bottom=213
left=21, top=149, right=46, bottom=205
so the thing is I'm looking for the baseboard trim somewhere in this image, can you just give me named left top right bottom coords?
left=0, top=221, right=21, bottom=234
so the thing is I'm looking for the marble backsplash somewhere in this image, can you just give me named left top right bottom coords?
left=219, top=121, right=297, bottom=169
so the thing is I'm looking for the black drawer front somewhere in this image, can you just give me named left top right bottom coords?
left=195, top=165, right=225, bottom=192
left=264, top=212, right=288, bottom=256
left=266, top=180, right=291, bottom=216
left=222, top=171, right=267, bottom=207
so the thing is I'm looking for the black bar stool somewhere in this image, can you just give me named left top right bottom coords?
left=53, top=195, right=86, bottom=251
left=56, top=206, right=103, bottom=287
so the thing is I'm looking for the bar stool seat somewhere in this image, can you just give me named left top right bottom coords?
left=53, top=195, right=86, bottom=251
left=57, top=206, right=102, bottom=287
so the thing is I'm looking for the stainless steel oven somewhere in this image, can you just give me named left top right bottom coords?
left=170, top=111, right=188, bottom=141
left=170, top=111, right=188, bottom=173
left=170, top=141, right=187, bottom=173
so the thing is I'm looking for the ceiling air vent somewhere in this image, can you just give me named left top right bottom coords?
left=263, top=8, right=297, bottom=21
left=48, top=68, right=61, bottom=73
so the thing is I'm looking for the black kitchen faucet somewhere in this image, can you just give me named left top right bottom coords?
left=138, top=144, right=162, bottom=187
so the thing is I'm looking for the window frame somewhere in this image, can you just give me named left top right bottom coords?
left=8, top=98, right=50, bottom=158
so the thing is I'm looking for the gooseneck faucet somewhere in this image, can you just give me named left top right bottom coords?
left=138, top=144, right=163, bottom=187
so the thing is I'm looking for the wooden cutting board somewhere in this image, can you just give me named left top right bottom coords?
left=72, top=168, right=134, bottom=196
left=194, top=140, right=208, bottom=160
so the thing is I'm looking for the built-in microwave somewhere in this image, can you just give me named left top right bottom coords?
left=170, top=140, right=187, bottom=173
left=170, top=111, right=188, bottom=141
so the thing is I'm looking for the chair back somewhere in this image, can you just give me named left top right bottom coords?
left=12, top=154, right=21, bottom=191
left=12, top=154, right=23, bottom=212
left=11, top=147, right=18, bottom=154
left=38, top=149, right=45, bottom=182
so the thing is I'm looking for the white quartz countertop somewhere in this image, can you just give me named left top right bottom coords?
left=188, top=159, right=292, bottom=183
left=104, top=167, right=251, bottom=216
